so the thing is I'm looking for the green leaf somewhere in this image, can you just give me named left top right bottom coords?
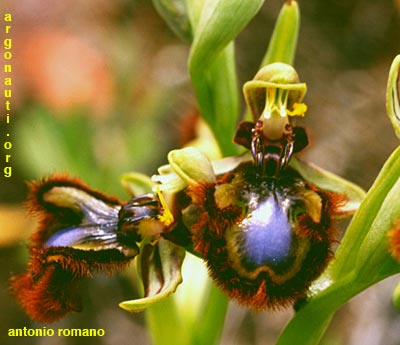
left=353, top=177, right=400, bottom=280
left=187, top=0, right=265, bottom=156
left=386, top=54, right=400, bottom=139
left=328, top=145, right=400, bottom=278
left=190, top=43, right=239, bottom=156
left=277, top=145, right=400, bottom=345
left=188, top=0, right=264, bottom=72
left=276, top=272, right=359, bottom=345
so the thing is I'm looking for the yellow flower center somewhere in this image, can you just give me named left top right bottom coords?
left=156, top=188, right=174, bottom=226
left=260, top=88, right=307, bottom=140
left=262, top=88, right=307, bottom=119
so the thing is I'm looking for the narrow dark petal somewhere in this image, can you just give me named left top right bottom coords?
left=292, top=126, right=309, bottom=153
left=26, top=174, right=123, bottom=248
left=45, top=223, right=118, bottom=247
left=233, top=121, right=254, bottom=149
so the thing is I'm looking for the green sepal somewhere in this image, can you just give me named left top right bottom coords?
left=211, top=152, right=252, bottom=176
left=153, top=147, right=216, bottom=194
left=261, top=0, right=300, bottom=67
left=290, top=157, right=366, bottom=217
left=168, top=147, right=216, bottom=184
left=119, top=238, right=185, bottom=312
left=120, top=172, right=155, bottom=197
left=386, top=54, right=400, bottom=140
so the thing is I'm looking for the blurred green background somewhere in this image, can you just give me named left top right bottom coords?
left=1, top=0, right=400, bottom=344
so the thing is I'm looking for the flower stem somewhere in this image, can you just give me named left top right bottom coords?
left=146, top=297, right=189, bottom=345
left=190, top=283, right=229, bottom=345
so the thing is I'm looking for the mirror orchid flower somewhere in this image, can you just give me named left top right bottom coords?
left=11, top=63, right=365, bottom=323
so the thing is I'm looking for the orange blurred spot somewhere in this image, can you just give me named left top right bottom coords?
left=17, top=29, right=114, bottom=117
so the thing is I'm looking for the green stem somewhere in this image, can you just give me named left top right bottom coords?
left=191, top=283, right=229, bottom=345
left=146, top=271, right=229, bottom=345
left=146, top=296, right=189, bottom=345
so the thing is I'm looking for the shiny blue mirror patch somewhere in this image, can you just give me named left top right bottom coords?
left=239, top=195, right=291, bottom=266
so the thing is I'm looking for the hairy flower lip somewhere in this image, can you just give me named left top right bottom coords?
left=182, top=161, right=343, bottom=310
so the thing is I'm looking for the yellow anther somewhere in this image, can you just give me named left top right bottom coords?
left=157, top=189, right=174, bottom=226
left=287, top=102, right=307, bottom=117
